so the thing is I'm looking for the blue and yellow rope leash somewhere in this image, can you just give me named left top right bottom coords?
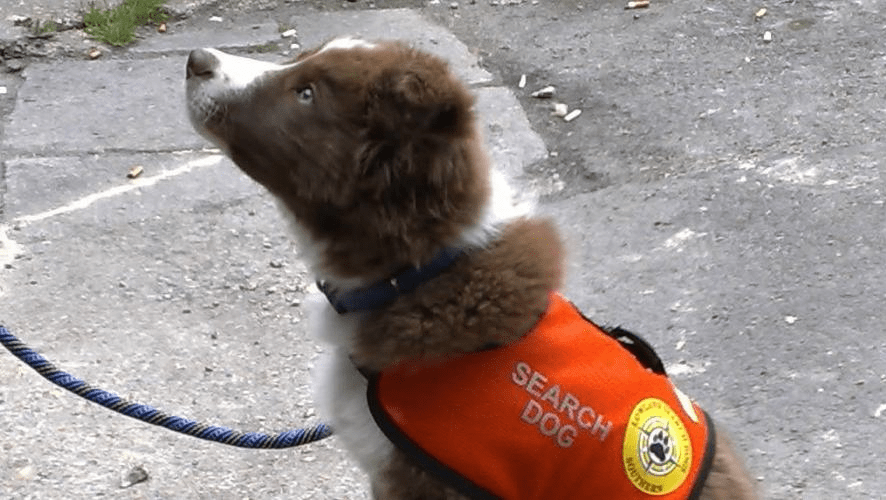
left=0, top=325, right=332, bottom=448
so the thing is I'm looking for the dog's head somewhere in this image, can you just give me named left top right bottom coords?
left=186, top=38, right=490, bottom=280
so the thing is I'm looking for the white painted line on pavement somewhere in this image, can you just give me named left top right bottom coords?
left=16, top=154, right=225, bottom=225
left=0, top=153, right=225, bottom=277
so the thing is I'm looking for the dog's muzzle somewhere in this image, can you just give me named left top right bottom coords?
left=186, top=48, right=219, bottom=80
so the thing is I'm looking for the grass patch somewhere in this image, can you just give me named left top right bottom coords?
left=253, top=42, right=280, bottom=54
left=35, top=20, right=59, bottom=34
left=83, top=0, right=168, bottom=47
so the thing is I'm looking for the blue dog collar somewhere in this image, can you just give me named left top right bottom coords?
left=318, top=246, right=464, bottom=314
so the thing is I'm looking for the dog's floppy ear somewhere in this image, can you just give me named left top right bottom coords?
left=366, top=51, right=474, bottom=140
left=357, top=48, right=481, bottom=207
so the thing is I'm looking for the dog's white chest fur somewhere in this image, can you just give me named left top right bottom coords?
left=309, top=296, right=393, bottom=474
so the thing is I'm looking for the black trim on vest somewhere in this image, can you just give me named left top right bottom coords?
left=689, top=410, right=717, bottom=500
left=367, top=375, right=500, bottom=500
left=602, top=325, right=668, bottom=376
left=565, top=297, right=667, bottom=376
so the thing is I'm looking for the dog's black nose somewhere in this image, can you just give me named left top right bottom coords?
left=186, top=49, right=218, bottom=79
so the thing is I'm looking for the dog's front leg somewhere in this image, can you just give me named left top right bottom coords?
left=314, top=346, right=394, bottom=477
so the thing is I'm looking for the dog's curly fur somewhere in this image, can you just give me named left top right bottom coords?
left=186, top=38, right=757, bottom=500
left=353, top=218, right=562, bottom=372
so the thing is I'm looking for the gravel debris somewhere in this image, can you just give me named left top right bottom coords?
left=530, top=85, right=555, bottom=98
left=625, top=1, right=650, bottom=9
left=127, top=165, right=144, bottom=179
left=121, top=465, right=149, bottom=488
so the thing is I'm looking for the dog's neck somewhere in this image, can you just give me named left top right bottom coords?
left=317, top=245, right=465, bottom=314
left=349, top=214, right=563, bottom=371
left=283, top=169, right=533, bottom=295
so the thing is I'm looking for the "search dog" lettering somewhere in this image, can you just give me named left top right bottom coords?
left=512, top=361, right=613, bottom=448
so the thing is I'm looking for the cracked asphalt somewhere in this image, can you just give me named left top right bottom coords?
left=2, top=1, right=886, bottom=499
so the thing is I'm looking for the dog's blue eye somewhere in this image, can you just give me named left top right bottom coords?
left=297, top=87, right=313, bottom=104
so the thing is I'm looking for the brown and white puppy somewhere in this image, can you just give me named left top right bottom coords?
left=185, top=38, right=757, bottom=499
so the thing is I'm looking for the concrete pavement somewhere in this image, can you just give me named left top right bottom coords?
left=3, top=1, right=886, bottom=499
left=0, top=0, right=217, bottom=49
left=0, top=6, right=545, bottom=500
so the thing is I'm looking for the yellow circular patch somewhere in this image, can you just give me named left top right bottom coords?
left=622, top=398, right=692, bottom=496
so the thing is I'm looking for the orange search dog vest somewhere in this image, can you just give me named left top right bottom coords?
left=368, top=294, right=715, bottom=500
